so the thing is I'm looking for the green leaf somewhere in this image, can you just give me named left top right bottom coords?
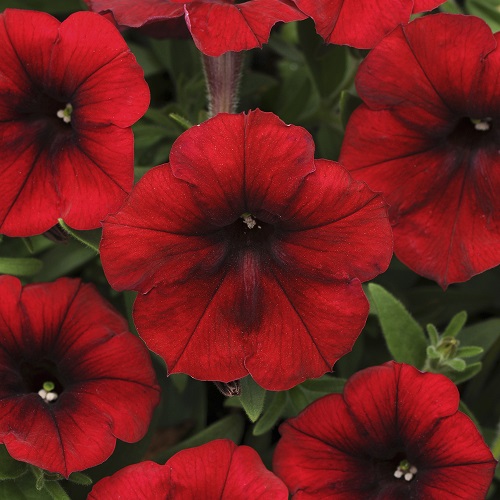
left=466, top=0, right=500, bottom=31
left=0, top=445, right=28, bottom=480
left=442, top=311, right=467, bottom=338
left=448, top=362, right=482, bottom=385
left=67, top=472, right=92, bottom=486
left=299, top=376, right=346, bottom=394
left=239, top=376, right=267, bottom=423
left=153, top=413, right=245, bottom=463
left=0, top=257, right=42, bottom=277
left=455, top=346, right=484, bottom=358
left=288, top=386, right=311, bottom=414
left=253, top=391, right=287, bottom=436
left=169, top=113, right=193, bottom=131
left=367, top=283, right=427, bottom=368
left=339, top=90, right=362, bottom=130
left=170, top=373, right=189, bottom=393
left=426, top=345, right=441, bottom=360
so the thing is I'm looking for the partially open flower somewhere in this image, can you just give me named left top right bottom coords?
left=100, top=109, right=393, bottom=390
left=85, top=0, right=306, bottom=56
left=340, top=14, right=500, bottom=287
left=274, top=362, right=496, bottom=499
left=0, top=276, right=160, bottom=477
left=290, top=0, right=444, bottom=49
left=89, top=439, right=288, bottom=499
left=0, top=9, right=149, bottom=237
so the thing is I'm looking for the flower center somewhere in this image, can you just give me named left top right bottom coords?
left=38, top=380, right=59, bottom=403
left=56, top=103, right=73, bottom=124
left=19, top=359, right=64, bottom=402
left=470, top=117, right=492, bottom=132
left=393, top=459, right=418, bottom=482
left=241, top=212, right=261, bottom=230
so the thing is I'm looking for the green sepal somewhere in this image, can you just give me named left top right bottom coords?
left=455, top=346, right=484, bottom=358
left=42, top=480, right=70, bottom=500
left=442, top=358, right=467, bottom=372
left=442, top=311, right=467, bottom=338
left=426, top=324, right=440, bottom=346
left=367, top=283, right=427, bottom=368
left=67, top=472, right=93, bottom=486
left=239, top=376, right=267, bottom=423
left=169, top=113, right=193, bottom=130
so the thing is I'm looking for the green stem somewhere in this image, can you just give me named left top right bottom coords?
left=58, top=219, right=100, bottom=254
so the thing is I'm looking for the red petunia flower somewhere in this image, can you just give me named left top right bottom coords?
left=290, top=0, right=444, bottom=49
left=85, top=0, right=306, bottom=56
left=0, top=276, right=160, bottom=477
left=100, top=109, right=392, bottom=390
left=340, top=14, right=500, bottom=287
left=88, top=439, right=288, bottom=499
left=0, top=9, right=149, bottom=237
left=273, top=362, right=496, bottom=499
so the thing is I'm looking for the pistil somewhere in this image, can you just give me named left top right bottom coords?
left=56, top=103, right=73, bottom=124
left=38, top=381, right=59, bottom=403
left=394, top=459, right=417, bottom=482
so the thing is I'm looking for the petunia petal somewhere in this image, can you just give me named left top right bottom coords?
left=275, top=159, right=392, bottom=282
left=101, top=163, right=225, bottom=293
left=169, top=110, right=315, bottom=225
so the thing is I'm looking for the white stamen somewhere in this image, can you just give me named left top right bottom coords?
left=471, top=117, right=492, bottom=131
left=394, top=470, right=403, bottom=478
left=404, top=472, right=414, bottom=481
left=394, top=461, right=417, bottom=482
left=409, top=465, right=418, bottom=475
left=38, top=388, right=59, bottom=403
left=241, top=213, right=261, bottom=229
left=56, top=103, right=73, bottom=124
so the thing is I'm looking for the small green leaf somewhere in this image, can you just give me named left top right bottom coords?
left=367, top=283, right=427, bottom=368
left=448, top=362, right=482, bottom=385
left=154, top=413, right=245, bottom=463
left=67, top=472, right=93, bottom=486
left=239, top=376, right=267, bottom=423
left=456, top=346, right=484, bottom=358
left=458, top=319, right=500, bottom=362
left=170, top=374, right=189, bottom=393
left=42, top=481, right=70, bottom=500
left=442, top=358, right=467, bottom=372
left=30, top=466, right=45, bottom=491
left=442, top=311, right=467, bottom=338
left=58, top=220, right=100, bottom=254
left=0, top=445, right=28, bottom=480
left=0, top=257, right=42, bottom=277
left=426, top=345, right=441, bottom=360
left=426, top=324, right=440, bottom=346
left=253, top=391, right=287, bottom=436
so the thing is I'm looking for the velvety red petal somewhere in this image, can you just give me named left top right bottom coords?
left=413, top=412, right=496, bottom=499
left=292, top=0, right=414, bottom=49
left=477, top=32, right=500, bottom=114
left=412, top=0, right=445, bottom=12
left=49, top=12, right=149, bottom=127
left=101, top=163, right=225, bottom=293
left=169, top=110, right=315, bottom=226
left=341, top=106, right=500, bottom=287
left=0, top=123, right=60, bottom=237
left=275, top=159, right=392, bottom=282
left=88, top=462, right=171, bottom=499
left=54, top=128, right=133, bottom=230
left=86, top=0, right=184, bottom=28
left=133, top=271, right=249, bottom=384
left=356, top=16, right=496, bottom=115
left=245, top=270, right=368, bottom=390
left=169, top=440, right=288, bottom=499
left=2, top=9, right=59, bottom=87
left=0, top=278, right=160, bottom=476
left=274, top=394, right=380, bottom=497
left=185, top=0, right=305, bottom=56
left=344, top=363, right=459, bottom=452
